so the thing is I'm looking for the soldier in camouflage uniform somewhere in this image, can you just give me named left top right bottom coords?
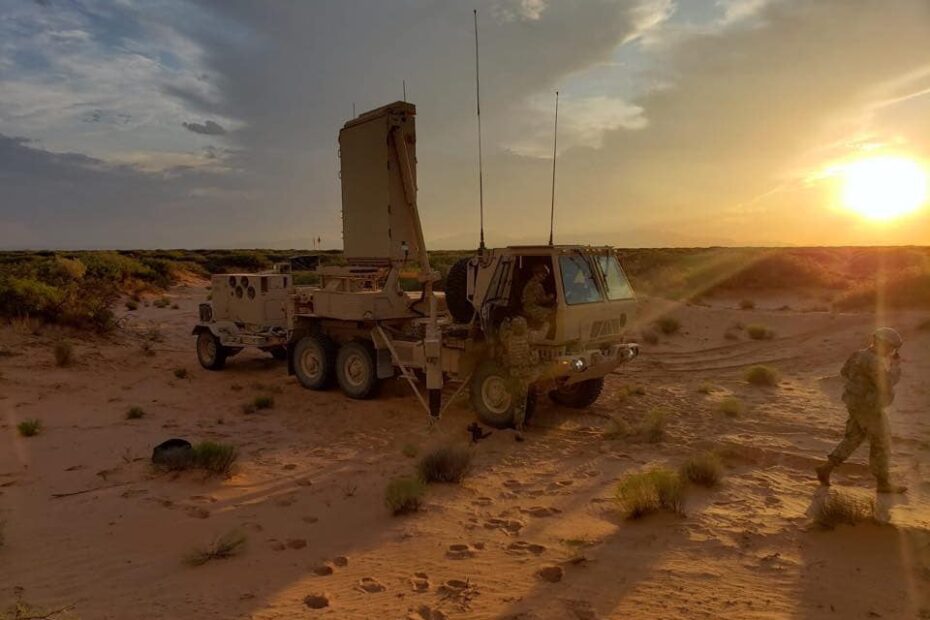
left=816, top=327, right=906, bottom=494
left=499, top=316, right=541, bottom=440
left=521, top=264, right=555, bottom=329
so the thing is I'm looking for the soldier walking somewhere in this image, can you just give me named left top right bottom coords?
left=816, top=327, right=906, bottom=494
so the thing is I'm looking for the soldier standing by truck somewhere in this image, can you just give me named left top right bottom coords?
left=816, top=327, right=907, bottom=494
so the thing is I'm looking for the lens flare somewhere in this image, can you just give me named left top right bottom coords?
left=840, top=156, right=928, bottom=220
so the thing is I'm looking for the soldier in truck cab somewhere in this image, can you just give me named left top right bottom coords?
left=521, top=263, right=556, bottom=329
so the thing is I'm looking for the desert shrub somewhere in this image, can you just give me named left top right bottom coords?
left=616, top=468, right=684, bottom=518
left=126, top=406, right=145, bottom=420
left=719, top=397, right=743, bottom=418
left=739, top=299, right=755, bottom=310
left=697, top=383, right=715, bottom=394
left=125, top=299, right=139, bottom=311
left=812, top=491, right=874, bottom=529
left=153, top=297, right=171, bottom=309
left=603, top=416, right=634, bottom=439
left=640, top=329, right=659, bottom=345
left=654, top=316, right=681, bottom=335
left=191, top=441, right=238, bottom=475
left=745, top=364, right=779, bottom=387
left=641, top=407, right=668, bottom=443
left=746, top=324, right=775, bottom=340
left=385, top=476, right=426, bottom=515
left=185, top=530, right=247, bottom=566
left=173, top=368, right=188, bottom=379
left=401, top=443, right=419, bottom=458
left=53, top=341, right=73, bottom=367
left=17, top=419, right=42, bottom=437
left=680, top=452, right=723, bottom=487
left=253, top=395, right=274, bottom=410
left=834, top=270, right=930, bottom=310
left=418, top=445, right=472, bottom=483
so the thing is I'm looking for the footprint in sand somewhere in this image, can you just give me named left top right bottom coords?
left=286, top=538, right=307, bottom=550
left=313, top=563, right=334, bottom=576
left=332, top=555, right=349, bottom=567
left=184, top=506, right=210, bottom=519
left=471, top=496, right=494, bottom=506
left=521, top=506, right=562, bottom=518
left=407, top=605, right=447, bottom=620
left=536, top=565, right=564, bottom=583
left=446, top=543, right=478, bottom=560
left=357, top=577, right=386, bottom=593
left=507, top=541, right=546, bottom=556
left=409, top=572, right=431, bottom=592
left=484, top=517, right=525, bottom=535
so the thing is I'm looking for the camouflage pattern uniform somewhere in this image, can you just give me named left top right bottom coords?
left=499, top=316, right=540, bottom=433
left=826, top=347, right=901, bottom=482
left=521, top=275, right=554, bottom=327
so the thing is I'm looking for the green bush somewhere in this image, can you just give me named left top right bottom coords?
left=418, top=445, right=472, bottom=483
left=385, top=476, right=426, bottom=515
left=17, top=419, right=42, bottom=437
left=719, top=397, right=743, bottom=418
left=126, top=406, right=145, bottom=420
left=680, top=452, right=723, bottom=487
left=745, top=365, right=779, bottom=387
left=616, top=468, right=684, bottom=518
left=747, top=324, right=775, bottom=340
left=185, top=530, right=247, bottom=566
left=191, top=441, right=238, bottom=475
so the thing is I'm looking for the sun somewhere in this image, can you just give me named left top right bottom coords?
left=840, top=156, right=928, bottom=220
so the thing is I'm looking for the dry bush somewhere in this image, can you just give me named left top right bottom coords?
left=680, top=452, right=724, bottom=488
left=654, top=316, right=681, bottom=335
left=812, top=491, right=875, bottom=529
left=616, top=468, right=684, bottom=519
left=17, top=419, right=42, bottom=437
left=834, top=271, right=930, bottom=311
left=746, top=324, right=775, bottom=340
left=53, top=340, right=73, bottom=367
left=641, top=407, right=669, bottom=443
left=185, top=530, right=247, bottom=566
left=253, top=395, right=274, bottom=410
left=418, top=445, right=472, bottom=483
left=385, top=476, right=426, bottom=515
left=602, top=416, right=634, bottom=440
left=126, top=406, right=145, bottom=420
left=153, top=297, right=171, bottom=309
left=719, top=397, right=743, bottom=418
left=745, top=365, right=779, bottom=387
left=739, top=299, right=755, bottom=310
left=173, top=368, right=188, bottom=379
left=191, top=442, right=238, bottom=476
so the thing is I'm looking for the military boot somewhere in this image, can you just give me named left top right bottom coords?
left=876, top=478, right=907, bottom=494
left=815, top=462, right=833, bottom=487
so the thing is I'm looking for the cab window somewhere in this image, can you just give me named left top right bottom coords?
left=596, top=255, right=635, bottom=301
left=559, top=255, right=604, bottom=305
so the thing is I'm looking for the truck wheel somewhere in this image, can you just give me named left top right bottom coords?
left=293, top=335, right=335, bottom=390
left=336, top=341, right=380, bottom=399
left=445, top=258, right=475, bottom=324
left=196, top=331, right=227, bottom=370
left=470, top=361, right=536, bottom=429
left=549, top=377, right=605, bottom=409
left=269, top=346, right=288, bottom=361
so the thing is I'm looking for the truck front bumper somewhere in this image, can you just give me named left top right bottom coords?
left=552, top=343, right=639, bottom=384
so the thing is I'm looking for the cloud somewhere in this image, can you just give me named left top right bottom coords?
left=182, top=120, right=227, bottom=135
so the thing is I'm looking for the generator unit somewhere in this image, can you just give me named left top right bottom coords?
left=208, top=273, right=291, bottom=328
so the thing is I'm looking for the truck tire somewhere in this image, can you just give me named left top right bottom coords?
left=470, top=361, right=537, bottom=429
left=336, top=341, right=380, bottom=399
left=549, top=377, right=605, bottom=409
left=196, top=331, right=227, bottom=371
left=445, top=258, right=475, bottom=324
left=293, top=335, right=336, bottom=390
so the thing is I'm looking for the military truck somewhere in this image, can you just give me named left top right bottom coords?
left=193, top=101, right=638, bottom=428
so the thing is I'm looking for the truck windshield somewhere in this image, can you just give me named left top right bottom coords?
left=559, top=255, right=605, bottom=305
left=596, top=255, right=635, bottom=300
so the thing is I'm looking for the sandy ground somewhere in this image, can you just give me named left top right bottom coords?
left=1, top=283, right=929, bottom=620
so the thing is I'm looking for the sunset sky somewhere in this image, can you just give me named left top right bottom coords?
left=1, top=0, right=929, bottom=250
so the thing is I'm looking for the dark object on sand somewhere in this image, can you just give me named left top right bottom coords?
left=467, top=422, right=491, bottom=444
left=152, top=438, right=193, bottom=467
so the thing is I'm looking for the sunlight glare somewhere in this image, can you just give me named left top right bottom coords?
left=840, top=156, right=928, bottom=220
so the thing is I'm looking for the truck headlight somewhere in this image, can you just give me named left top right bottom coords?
left=571, top=358, right=586, bottom=372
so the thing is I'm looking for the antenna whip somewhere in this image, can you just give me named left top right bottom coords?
left=474, top=9, right=486, bottom=251
left=548, top=90, right=559, bottom=246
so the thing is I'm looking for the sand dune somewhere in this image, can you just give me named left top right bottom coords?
left=2, top=284, right=929, bottom=619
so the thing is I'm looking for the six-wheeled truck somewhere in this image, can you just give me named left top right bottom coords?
left=193, top=101, right=638, bottom=428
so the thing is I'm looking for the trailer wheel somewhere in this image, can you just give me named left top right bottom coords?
left=549, top=377, right=605, bottom=409
left=269, top=346, right=288, bottom=361
left=196, top=331, right=227, bottom=371
left=445, top=258, right=475, bottom=324
left=336, top=341, right=380, bottom=399
left=470, top=361, right=536, bottom=429
left=293, top=335, right=335, bottom=390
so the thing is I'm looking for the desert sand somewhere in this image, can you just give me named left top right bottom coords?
left=2, top=282, right=929, bottom=619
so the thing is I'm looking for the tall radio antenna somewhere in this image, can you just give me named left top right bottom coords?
left=548, top=90, right=559, bottom=246
left=473, top=9, right=486, bottom=251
